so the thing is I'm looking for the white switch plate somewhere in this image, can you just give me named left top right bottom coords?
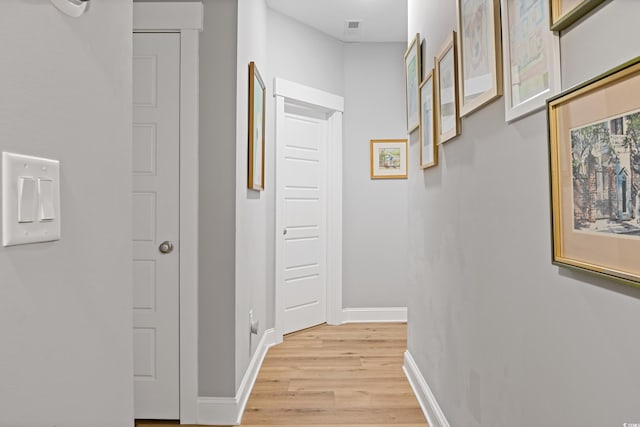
left=2, top=152, right=61, bottom=246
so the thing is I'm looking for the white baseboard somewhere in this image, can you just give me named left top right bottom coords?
left=197, top=328, right=276, bottom=425
left=341, top=307, right=407, bottom=323
left=403, top=351, right=451, bottom=427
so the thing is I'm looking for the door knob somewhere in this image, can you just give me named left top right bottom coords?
left=159, top=241, right=174, bottom=254
left=283, top=228, right=287, bottom=235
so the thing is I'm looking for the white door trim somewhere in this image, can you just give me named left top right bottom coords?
left=274, top=78, right=344, bottom=343
left=134, top=3, right=202, bottom=424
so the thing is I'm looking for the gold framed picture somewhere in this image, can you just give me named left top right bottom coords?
left=456, top=0, right=503, bottom=117
left=549, top=0, right=606, bottom=32
left=370, top=139, right=408, bottom=179
left=419, top=70, right=437, bottom=169
left=404, top=34, right=422, bottom=133
left=548, top=56, right=640, bottom=288
left=248, top=61, right=265, bottom=191
left=435, top=31, right=461, bottom=144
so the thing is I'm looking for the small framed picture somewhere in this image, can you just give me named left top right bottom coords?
left=549, top=0, right=606, bottom=32
left=435, top=32, right=461, bottom=143
left=420, top=70, right=437, bottom=169
left=456, top=0, right=503, bottom=117
left=501, top=0, right=561, bottom=122
left=548, top=56, right=640, bottom=288
left=248, top=61, right=265, bottom=190
left=370, top=139, right=408, bottom=179
left=404, top=33, right=422, bottom=133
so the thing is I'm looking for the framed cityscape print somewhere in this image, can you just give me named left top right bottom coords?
left=370, top=139, right=408, bottom=179
left=548, top=56, right=640, bottom=288
left=435, top=32, right=461, bottom=143
left=456, top=0, right=503, bottom=117
left=550, top=0, right=606, bottom=31
left=248, top=61, right=265, bottom=190
left=404, top=33, right=422, bottom=133
left=419, top=70, right=437, bottom=169
left=501, top=0, right=561, bottom=122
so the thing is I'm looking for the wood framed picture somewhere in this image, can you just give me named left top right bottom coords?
left=435, top=32, right=461, bottom=144
left=549, top=0, right=606, bottom=32
left=370, top=139, right=408, bottom=179
left=248, top=61, right=265, bottom=190
left=456, top=0, right=503, bottom=117
left=501, top=0, right=561, bottom=122
left=404, top=33, right=422, bottom=133
left=420, top=70, right=437, bottom=169
left=548, top=56, right=640, bottom=288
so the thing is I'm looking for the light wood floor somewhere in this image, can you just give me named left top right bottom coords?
left=137, top=322, right=427, bottom=427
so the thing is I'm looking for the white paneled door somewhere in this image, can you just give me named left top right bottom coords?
left=279, top=107, right=328, bottom=334
left=132, top=33, right=180, bottom=419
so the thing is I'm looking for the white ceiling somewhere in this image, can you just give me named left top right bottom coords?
left=265, top=0, right=408, bottom=43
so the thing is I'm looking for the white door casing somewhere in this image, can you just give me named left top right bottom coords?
left=274, top=78, right=344, bottom=342
left=133, top=3, right=202, bottom=423
left=133, top=33, right=181, bottom=419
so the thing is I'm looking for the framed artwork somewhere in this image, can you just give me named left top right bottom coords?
left=370, top=139, right=408, bottom=179
left=420, top=70, right=437, bottom=168
left=549, top=0, right=606, bottom=31
left=456, top=0, right=503, bottom=117
left=248, top=61, right=265, bottom=190
left=548, top=56, right=640, bottom=288
left=404, top=33, right=422, bottom=133
left=435, top=32, right=461, bottom=144
left=501, top=0, right=561, bottom=122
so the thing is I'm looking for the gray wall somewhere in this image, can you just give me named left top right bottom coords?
left=198, top=0, right=238, bottom=397
left=343, top=42, right=409, bottom=308
left=407, top=1, right=640, bottom=426
left=267, top=9, right=345, bottom=96
left=235, top=0, right=269, bottom=390
left=0, top=2, right=134, bottom=426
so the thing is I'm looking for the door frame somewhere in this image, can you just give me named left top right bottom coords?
left=133, top=3, right=202, bottom=423
left=273, top=78, right=344, bottom=343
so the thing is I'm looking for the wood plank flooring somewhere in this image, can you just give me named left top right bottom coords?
left=136, top=322, right=427, bottom=427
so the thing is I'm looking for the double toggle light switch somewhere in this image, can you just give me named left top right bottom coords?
left=3, top=152, right=61, bottom=246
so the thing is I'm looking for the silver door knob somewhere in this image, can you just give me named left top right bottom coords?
left=159, top=241, right=174, bottom=254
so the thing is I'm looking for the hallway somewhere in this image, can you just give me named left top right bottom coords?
left=137, top=323, right=427, bottom=426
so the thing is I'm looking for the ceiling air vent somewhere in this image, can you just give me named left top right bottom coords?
left=344, top=20, right=363, bottom=36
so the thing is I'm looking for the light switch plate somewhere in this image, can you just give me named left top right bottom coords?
left=2, top=152, right=61, bottom=246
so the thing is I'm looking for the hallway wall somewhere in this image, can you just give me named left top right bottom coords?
left=407, top=1, right=640, bottom=426
left=343, top=42, right=408, bottom=308
left=235, top=0, right=270, bottom=391
left=0, top=2, right=134, bottom=426
left=198, top=0, right=238, bottom=397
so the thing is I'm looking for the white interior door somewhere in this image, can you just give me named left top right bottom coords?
left=132, top=33, right=180, bottom=419
left=278, top=105, right=328, bottom=334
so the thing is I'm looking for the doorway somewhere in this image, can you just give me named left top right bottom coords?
left=274, top=78, right=344, bottom=341
left=132, top=2, right=202, bottom=423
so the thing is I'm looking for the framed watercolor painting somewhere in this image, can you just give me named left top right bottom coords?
left=419, top=70, right=437, bottom=168
left=456, top=0, right=503, bottom=117
left=548, top=56, right=640, bottom=288
left=550, top=0, right=606, bottom=31
left=370, top=139, right=408, bottom=179
left=501, top=0, right=560, bottom=122
left=404, top=34, right=422, bottom=133
left=248, top=61, right=265, bottom=190
left=435, top=32, right=461, bottom=143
